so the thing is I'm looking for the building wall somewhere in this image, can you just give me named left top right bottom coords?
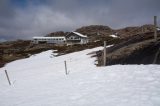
left=66, top=33, right=88, bottom=45
left=32, top=37, right=66, bottom=44
left=80, top=38, right=88, bottom=44
left=66, top=33, right=81, bottom=40
left=33, top=32, right=88, bottom=45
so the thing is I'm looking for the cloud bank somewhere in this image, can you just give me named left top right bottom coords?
left=0, top=0, right=160, bottom=40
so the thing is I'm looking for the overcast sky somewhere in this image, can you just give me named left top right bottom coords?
left=0, top=0, right=160, bottom=40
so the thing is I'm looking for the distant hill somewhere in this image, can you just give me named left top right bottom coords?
left=45, top=24, right=155, bottom=41
left=45, top=31, right=69, bottom=37
left=0, top=24, right=158, bottom=68
left=75, top=25, right=114, bottom=41
left=115, top=24, right=155, bottom=38
left=45, top=25, right=115, bottom=42
left=97, top=31, right=160, bottom=66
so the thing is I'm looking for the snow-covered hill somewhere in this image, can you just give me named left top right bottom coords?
left=0, top=47, right=160, bottom=106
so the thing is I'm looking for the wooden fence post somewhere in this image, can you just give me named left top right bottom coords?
left=64, top=61, right=68, bottom=75
left=4, top=70, right=11, bottom=85
left=154, top=16, right=157, bottom=41
left=103, top=41, right=106, bottom=66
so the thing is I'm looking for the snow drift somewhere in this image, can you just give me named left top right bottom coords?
left=0, top=47, right=160, bottom=106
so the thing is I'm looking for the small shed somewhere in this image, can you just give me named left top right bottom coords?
left=66, top=32, right=88, bottom=45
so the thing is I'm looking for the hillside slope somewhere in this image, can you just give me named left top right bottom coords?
left=0, top=47, right=160, bottom=106
left=0, top=24, right=156, bottom=67
left=98, top=31, right=160, bottom=66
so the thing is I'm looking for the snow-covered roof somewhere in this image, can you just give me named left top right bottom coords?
left=33, top=36, right=66, bottom=39
left=72, top=32, right=87, bottom=38
left=157, top=27, right=160, bottom=31
left=109, top=34, right=118, bottom=38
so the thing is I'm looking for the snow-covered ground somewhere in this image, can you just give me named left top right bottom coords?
left=109, top=34, right=118, bottom=38
left=0, top=47, right=160, bottom=106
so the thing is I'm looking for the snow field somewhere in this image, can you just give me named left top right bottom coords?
left=0, top=46, right=160, bottom=106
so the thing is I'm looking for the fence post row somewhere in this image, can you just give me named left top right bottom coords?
left=4, top=70, right=11, bottom=85
left=154, top=16, right=157, bottom=41
left=64, top=61, right=68, bottom=75
left=103, top=41, right=106, bottom=66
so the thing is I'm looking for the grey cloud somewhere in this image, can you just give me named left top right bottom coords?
left=0, top=0, right=15, bottom=18
left=105, top=0, right=160, bottom=28
left=0, top=0, right=160, bottom=40
left=0, top=0, right=15, bottom=29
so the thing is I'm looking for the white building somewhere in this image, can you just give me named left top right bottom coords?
left=66, top=32, right=88, bottom=45
left=32, top=32, right=88, bottom=45
left=32, top=37, right=66, bottom=44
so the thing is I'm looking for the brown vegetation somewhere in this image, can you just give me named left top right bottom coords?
left=97, top=31, right=160, bottom=66
left=0, top=24, right=157, bottom=68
